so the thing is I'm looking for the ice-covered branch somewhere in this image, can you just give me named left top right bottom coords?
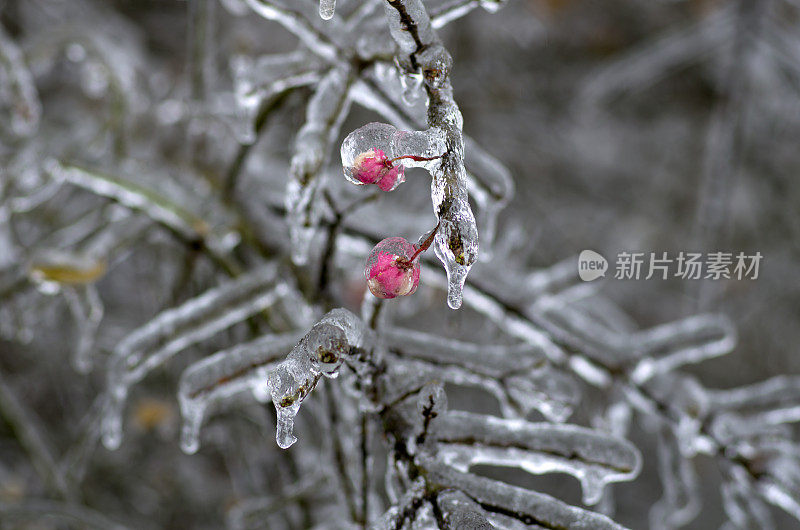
left=267, top=308, right=367, bottom=448
left=287, top=66, right=355, bottom=264
left=102, top=265, right=293, bottom=449
left=430, top=411, right=642, bottom=505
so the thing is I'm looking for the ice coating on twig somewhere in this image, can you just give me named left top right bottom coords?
left=419, top=455, right=630, bottom=529
left=431, top=0, right=508, bottom=29
left=721, top=468, right=776, bottom=530
left=341, top=122, right=446, bottom=184
left=431, top=411, right=642, bottom=505
left=0, top=26, right=41, bottom=138
left=380, top=326, right=578, bottom=421
left=649, top=426, right=701, bottom=530
left=630, top=314, right=736, bottom=383
left=463, top=137, right=514, bottom=258
left=287, top=67, right=353, bottom=265
left=63, top=285, right=104, bottom=374
left=231, top=51, right=323, bottom=143
left=102, top=266, right=285, bottom=449
left=267, top=308, right=365, bottom=448
left=342, top=0, right=480, bottom=309
left=349, top=71, right=512, bottom=258
left=177, top=332, right=302, bottom=454
left=45, top=161, right=238, bottom=258
left=435, top=490, right=493, bottom=529
left=242, top=0, right=338, bottom=61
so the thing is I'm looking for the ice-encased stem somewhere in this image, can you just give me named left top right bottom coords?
left=381, top=0, right=479, bottom=309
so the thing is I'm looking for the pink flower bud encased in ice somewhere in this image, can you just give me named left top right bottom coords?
left=349, top=149, right=405, bottom=192
left=364, top=237, right=421, bottom=299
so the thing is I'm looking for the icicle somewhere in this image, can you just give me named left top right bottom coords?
left=267, top=309, right=365, bottom=448
left=101, top=266, right=283, bottom=450
left=319, top=0, right=336, bottom=20
left=430, top=411, right=641, bottom=505
left=177, top=333, right=301, bottom=454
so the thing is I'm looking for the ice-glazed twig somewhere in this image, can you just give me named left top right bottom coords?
left=45, top=161, right=240, bottom=274
left=419, top=455, right=630, bottom=529
left=267, top=308, right=366, bottom=448
left=0, top=25, right=41, bottom=138
left=351, top=74, right=514, bottom=256
left=287, top=66, right=355, bottom=265
left=435, top=489, right=494, bottom=529
left=576, top=5, right=735, bottom=111
left=430, top=0, right=508, bottom=29
left=242, top=0, right=338, bottom=61
left=178, top=332, right=302, bottom=454
left=63, top=284, right=104, bottom=374
left=381, top=327, right=546, bottom=378
left=0, top=499, right=130, bottom=530
left=721, top=467, right=776, bottom=530
left=341, top=0, right=479, bottom=309
left=630, top=314, right=736, bottom=384
left=102, top=265, right=287, bottom=450
left=226, top=473, right=330, bottom=530
left=0, top=369, right=71, bottom=500
left=430, top=410, right=642, bottom=505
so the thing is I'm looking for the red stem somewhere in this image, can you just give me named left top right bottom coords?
left=385, top=154, right=442, bottom=167
left=408, top=220, right=441, bottom=262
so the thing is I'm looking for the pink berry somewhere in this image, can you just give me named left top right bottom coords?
left=365, top=237, right=421, bottom=299
left=349, top=149, right=405, bottom=192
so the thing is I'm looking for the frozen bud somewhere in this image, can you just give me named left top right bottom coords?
left=305, top=323, right=349, bottom=376
left=365, top=237, right=421, bottom=299
left=348, top=148, right=405, bottom=192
